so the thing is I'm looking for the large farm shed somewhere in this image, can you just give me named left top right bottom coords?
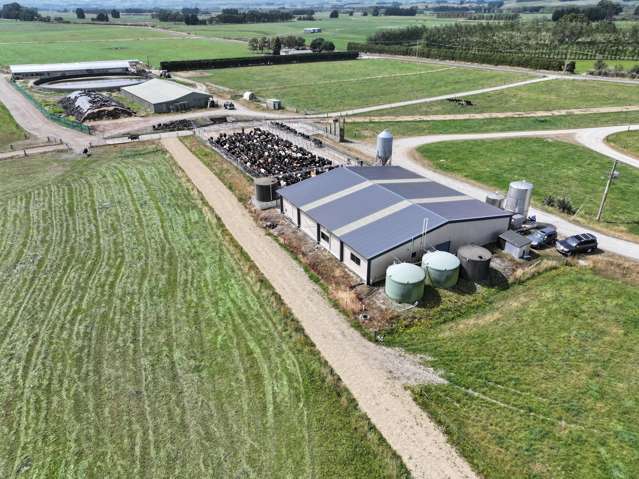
left=122, top=79, right=211, bottom=113
left=279, top=166, right=512, bottom=284
left=10, top=60, right=141, bottom=80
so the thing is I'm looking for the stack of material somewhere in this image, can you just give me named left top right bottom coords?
left=59, top=90, right=134, bottom=122
left=210, top=128, right=332, bottom=186
left=152, top=119, right=195, bottom=132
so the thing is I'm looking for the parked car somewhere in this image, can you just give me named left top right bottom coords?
left=527, top=226, right=557, bottom=249
left=223, top=101, right=235, bottom=110
left=556, top=233, right=598, bottom=256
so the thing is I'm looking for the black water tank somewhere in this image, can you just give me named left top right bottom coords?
left=254, top=177, right=278, bottom=202
left=457, top=245, right=492, bottom=282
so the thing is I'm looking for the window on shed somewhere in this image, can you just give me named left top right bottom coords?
left=350, top=253, right=361, bottom=266
left=320, top=232, right=330, bottom=243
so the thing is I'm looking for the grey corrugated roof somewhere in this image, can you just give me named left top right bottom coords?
left=278, top=167, right=365, bottom=207
left=306, top=185, right=401, bottom=231
left=500, top=230, right=531, bottom=248
left=123, top=79, right=209, bottom=104
left=278, top=165, right=512, bottom=260
left=422, top=199, right=510, bottom=222
left=10, top=60, right=138, bottom=74
left=341, top=205, right=447, bottom=258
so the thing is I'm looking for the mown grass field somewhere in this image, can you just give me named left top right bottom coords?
left=385, top=266, right=639, bottom=479
left=199, top=59, right=530, bottom=113
left=607, top=129, right=639, bottom=157
left=168, top=13, right=454, bottom=51
left=0, top=21, right=251, bottom=67
left=0, top=144, right=409, bottom=478
left=0, top=101, right=26, bottom=149
left=346, top=110, right=639, bottom=141
left=417, top=138, right=639, bottom=237
left=372, top=79, right=639, bottom=116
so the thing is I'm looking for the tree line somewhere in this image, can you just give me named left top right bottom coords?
left=247, top=36, right=335, bottom=54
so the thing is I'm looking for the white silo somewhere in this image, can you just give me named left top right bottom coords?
left=376, top=130, right=393, bottom=165
left=504, top=180, right=533, bottom=217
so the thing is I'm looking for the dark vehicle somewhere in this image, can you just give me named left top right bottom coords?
left=223, top=101, right=236, bottom=110
left=556, top=233, right=598, bottom=256
left=128, top=134, right=140, bottom=141
left=527, top=226, right=557, bottom=249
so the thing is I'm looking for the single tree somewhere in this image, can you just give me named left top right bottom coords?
left=111, top=9, right=120, bottom=19
left=75, top=8, right=85, bottom=19
left=272, top=36, right=282, bottom=55
left=310, top=37, right=325, bottom=52
left=372, top=7, right=380, bottom=16
left=321, top=40, right=335, bottom=52
left=329, top=9, right=339, bottom=18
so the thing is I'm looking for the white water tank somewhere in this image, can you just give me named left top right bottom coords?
left=376, top=129, right=393, bottom=165
left=504, top=180, right=533, bottom=217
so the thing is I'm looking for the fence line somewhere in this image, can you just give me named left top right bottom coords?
left=10, top=80, right=92, bottom=135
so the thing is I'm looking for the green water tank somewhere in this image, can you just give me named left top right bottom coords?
left=385, top=263, right=425, bottom=304
left=421, top=251, right=460, bottom=289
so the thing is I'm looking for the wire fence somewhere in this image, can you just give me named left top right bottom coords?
left=11, top=81, right=92, bottom=135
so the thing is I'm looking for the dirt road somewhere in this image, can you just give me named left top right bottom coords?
left=0, top=76, right=93, bottom=151
left=162, top=137, right=477, bottom=479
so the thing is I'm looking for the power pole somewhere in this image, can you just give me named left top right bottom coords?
left=596, top=159, right=618, bottom=221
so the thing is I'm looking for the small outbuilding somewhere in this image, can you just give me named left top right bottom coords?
left=266, top=99, right=283, bottom=110
left=122, top=79, right=211, bottom=113
left=243, top=91, right=256, bottom=101
left=499, top=230, right=532, bottom=259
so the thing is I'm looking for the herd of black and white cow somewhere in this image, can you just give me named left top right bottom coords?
left=210, top=128, right=333, bottom=186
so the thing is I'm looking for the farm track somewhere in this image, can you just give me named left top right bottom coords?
left=0, top=147, right=403, bottom=478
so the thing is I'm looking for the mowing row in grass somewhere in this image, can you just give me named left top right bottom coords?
left=199, top=59, right=531, bottom=113
left=0, top=144, right=408, bottom=478
left=385, top=265, right=639, bottom=479
left=417, top=137, right=639, bottom=237
left=0, top=22, right=252, bottom=68
left=346, top=110, right=639, bottom=141
left=607, top=129, right=639, bottom=157
left=371, top=79, right=639, bottom=116
left=0, top=101, right=27, bottom=150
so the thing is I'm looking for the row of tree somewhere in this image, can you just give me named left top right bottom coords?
left=551, top=0, right=623, bottom=22
left=75, top=9, right=120, bottom=21
left=1, top=2, right=40, bottom=21
left=214, top=9, right=293, bottom=24
left=247, top=36, right=335, bottom=54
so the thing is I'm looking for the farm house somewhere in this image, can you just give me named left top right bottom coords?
left=278, top=166, right=512, bottom=284
left=122, top=79, right=212, bottom=113
left=10, top=60, right=141, bottom=80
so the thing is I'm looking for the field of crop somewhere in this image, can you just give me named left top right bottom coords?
left=0, top=21, right=251, bottom=67
left=607, top=129, right=639, bottom=157
left=168, top=13, right=454, bottom=51
left=385, top=266, right=639, bottom=479
left=0, top=144, right=408, bottom=478
left=199, top=59, right=530, bottom=113
left=417, top=137, right=639, bottom=237
left=372, top=79, right=639, bottom=116
left=346, top=110, right=639, bottom=141
left=0, top=101, right=26, bottom=150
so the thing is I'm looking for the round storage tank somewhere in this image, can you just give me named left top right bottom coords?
left=376, top=129, right=393, bottom=165
left=504, top=180, right=533, bottom=217
left=385, top=263, right=425, bottom=304
left=486, top=191, right=505, bottom=209
left=421, top=251, right=460, bottom=288
left=457, top=245, right=492, bottom=282
left=254, top=177, right=278, bottom=202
